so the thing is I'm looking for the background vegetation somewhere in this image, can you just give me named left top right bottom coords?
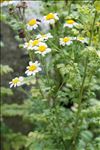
left=1, top=0, right=100, bottom=150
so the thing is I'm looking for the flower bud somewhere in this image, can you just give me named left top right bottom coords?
left=18, top=29, right=25, bottom=38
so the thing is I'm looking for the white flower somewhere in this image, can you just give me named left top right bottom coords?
left=43, top=13, right=59, bottom=24
left=77, top=37, right=88, bottom=43
left=27, top=19, right=40, bottom=31
left=23, top=39, right=40, bottom=50
left=23, top=40, right=33, bottom=50
left=9, top=77, right=24, bottom=88
left=72, top=37, right=88, bottom=44
left=64, top=19, right=78, bottom=28
left=34, top=42, right=51, bottom=56
left=36, top=33, right=53, bottom=41
left=25, top=61, right=41, bottom=76
left=71, top=103, right=78, bottom=112
left=60, top=37, right=73, bottom=46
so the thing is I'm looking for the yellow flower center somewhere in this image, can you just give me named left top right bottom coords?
left=29, top=65, right=37, bottom=71
left=38, top=45, right=46, bottom=52
left=78, top=37, right=84, bottom=41
left=46, top=13, right=55, bottom=20
left=42, top=34, right=46, bottom=38
left=63, top=37, right=70, bottom=42
left=28, top=19, right=37, bottom=26
left=66, top=20, right=75, bottom=24
left=12, top=78, right=20, bottom=84
left=32, top=40, right=39, bottom=46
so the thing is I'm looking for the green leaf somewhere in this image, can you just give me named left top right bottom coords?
left=0, top=65, right=13, bottom=75
left=81, top=130, right=93, bottom=142
left=1, top=87, right=13, bottom=97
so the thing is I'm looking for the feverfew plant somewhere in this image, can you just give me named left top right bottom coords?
left=1, top=0, right=100, bottom=150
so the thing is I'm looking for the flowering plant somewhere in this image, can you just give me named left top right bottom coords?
left=1, top=0, right=100, bottom=150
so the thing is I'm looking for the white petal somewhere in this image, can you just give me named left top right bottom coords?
left=19, top=76, right=24, bottom=81
left=37, top=34, right=41, bottom=39
left=49, top=19, right=55, bottom=24
left=37, top=21, right=40, bottom=25
left=35, top=51, right=39, bottom=54
left=34, top=61, right=39, bottom=66
left=14, top=84, right=16, bottom=87
left=27, top=71, right=32, bottom=76
left=17, top=82, right=21, bottom=86
left=33, top=24, right=38, bottom=29
left=9, top=81, right=12, bottom=84
left=10, top=84, right=13, bottom=88
left=66, top=41, right=72, bottom=45
left=54, top=14, right=59, bottom=20
left=25, top=70, right=29, bottom=74
left=29, top=61, right=33, bottom=66
left=46, top=48, right=51, bottom=52
left=32, top=72, right=36, bottom=75
left=27, top=25, right=33, bottom=31
left=38, top=67, right=42, bottom=71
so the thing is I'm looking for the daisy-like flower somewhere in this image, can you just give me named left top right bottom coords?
left=9, top=76, right=24, bottom=88
left=23, top=40, right=33, bottom=50
left=23, top=39, right=40, bottom=50
left=64, top=19, right=78, bottom=28
left=76, top=37, right=88, bottom=43
left=36, top=33, right=53, bottom=41
left=60, top=37, right=73, bottom=46
left=34, top=42, right=51, bottom=56
left=44, top=13, right=59, bottom=24
left=25, top=61, right=41, bottom=76
left=27, top=19, right=40, bottom=30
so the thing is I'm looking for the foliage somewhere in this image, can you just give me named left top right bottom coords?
left=0, top=64, right=13, bottom=75
left=1, top=0, right=100, bottom=150
left=1, top=123, right=27, bottom=150
left=1, top=87, right=13, bottom=97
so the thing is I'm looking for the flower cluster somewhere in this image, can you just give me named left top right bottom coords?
left=24, top=32, right=53, bottom=52
left=9, top=12, right=88, bottom=88
left=36, top=33, right=53, bottom=41
left=24, top=39, right=41, bottom=50
left=59, top=36, right=88, bottom=46
left=9, top=60, right=42, bottom=88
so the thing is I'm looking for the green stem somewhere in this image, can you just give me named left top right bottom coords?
left=41, top=57, right=50, bottom=85
left=19, top=87, right=30, bottom=97
left=68, top=0, right=72, bottom=15
left=64, top=0, right=68, bottom=5
left=55, top=106, right=67, bottom=150
left=29, top=50, right=34, bottom=61
left=89, top=11, right=97, bottom=46
left=71, top=57, right=88, bottom=150
left=48, top=40, right=60, bottom=51
left=70, top=10, right=97, bottom=150
left=36, top=76, right=46, bottom=99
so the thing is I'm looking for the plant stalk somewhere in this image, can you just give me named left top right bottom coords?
left=70, top=10, right=97, bottom=150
